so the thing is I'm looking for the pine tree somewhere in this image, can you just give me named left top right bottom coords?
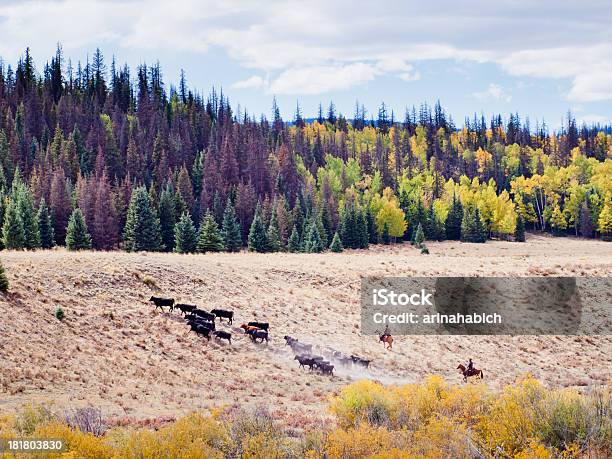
left=66, top=208, right=92, bottom=250
left=0, top=261, right=8, bottom=292
left=330, top=231, right=343, bottom=252
left=37, top=198, right=55, bottom=249
left=287, top=226, right=301, bottom=252
left=221, top=198, right=242, bottom=252
left=357, top=208, right=369, bottom=249
left=579, top=201, right=593, bottom=238
left=2, top=199, right=25, bottom=249
left=158, top=184, right=176, bottom=251
left=412, top=222, right=425, bottom=247
left=123, top=186, right=162, bottom=252
left=197, top=211, right=224, bottom=253
left=16, top=186, right=40, bottom=249
left=515, top=214, right=526, bottom=242
left=445, top=194, right=463, bottom=240
left=304, top=219, right=324, bottom=253
left=366, top=206, right=378, bottom=244
left=267, top=206, right=282, bottom=252
left=174, top=211, right=197, bottom=253
left=382, top=222, right=391, bottom=244
left=461, top=208, right=487, bottom=243
left=248, top=202, right=268, bottom=253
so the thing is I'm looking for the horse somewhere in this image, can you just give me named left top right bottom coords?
left=457, top=364, right=484, bottom=382
left=379, top=334, right=393, bottom=350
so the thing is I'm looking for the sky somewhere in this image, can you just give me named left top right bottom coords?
left=0, top=0, right=611, bottom=128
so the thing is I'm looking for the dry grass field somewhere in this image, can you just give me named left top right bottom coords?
left=0, top=234, right=610, bottom=428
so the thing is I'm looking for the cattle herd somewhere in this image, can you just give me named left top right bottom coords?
left=149, top=296, right=373, bottom=378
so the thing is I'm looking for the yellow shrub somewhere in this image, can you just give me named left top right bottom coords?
left=329, top=380, right=395, bottom=428
left=410, top=415, right=471, bottom=459
left=323, top=423, right=399, bottom=459
left=34, top=422, right=113, bottom=459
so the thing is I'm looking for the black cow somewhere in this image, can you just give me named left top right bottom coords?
left=175, top=303, right=196, bottom=315
left=318, top=362, right=334, bottom=376
left=351, top=355, right=372, bottom=369
left=186, top=317, right=215, bottom=331
left=248, top=321, right=269, bottom=331
left=248, top=329, right=268, bottom=343
left=150, top=297, right=174, bottom=312
left=213, top=330, right=232, bottom=344
left=294, top=355, right=316, bottom=371
left=211, top=309, right=234, bottom=324
left=192, top=309, right=216, bottom=321
left=188, top=322, right=212, bottom=340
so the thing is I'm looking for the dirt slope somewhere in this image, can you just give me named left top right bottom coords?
left=0, top=234, right=610, bottom=426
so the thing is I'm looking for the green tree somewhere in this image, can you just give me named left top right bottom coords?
left=123, top=186, right=163, bottom=252
left=174, top=212, right=197, bottom=253
left=197, top=211, right=224, bottom=253
left=37, top=198, right=55, bottom=249
left=461, top=208, right=487, bottom=243
left=267, top=206, right=282, bottom=252
left=0, top=261, right=8, bottom=292
left=381, top=222, right=391, bottom=244
left=412, top=222, right=425, bottom=247
left=248, top=202, right=268, bottom=253
left=330, top=231, right=343, bottom=252
left=515, top=214, right=525, bottom=242
left=221, top=198, right=242, bottom=252
left=304, top=219, right=325, bottom=253
left=445, top=194, right=463, bottom=240
left=16, top=186, right=40, bottom=249
left=66, top=208, right=92, bottom=250
left=287, top=226, right=301, bottom=252
left=2, top=199, right=25, bottom=249
left=158, top=184, right=176, bottom=252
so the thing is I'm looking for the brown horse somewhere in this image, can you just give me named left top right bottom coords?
left=379, top=334, right=393, bottom=350
left=457, top=364, right=484, bottom=382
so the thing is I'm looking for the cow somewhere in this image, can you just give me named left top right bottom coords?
left=240, top=324, right=261, bottom=333
left=318, top=362, right=334, bottom=376
left=213, top=330, right=232, bottom=344
left=248, top=321, right=269, bottom=331
left=211, top=309, right=234, bottom=325
left=150, top=297, right=174, bottom=312
left=175, top=303, right=196, bottom=315
left=187, top=317, right=215, bottom=331
left=191, top=309, right=216, bottom=321
left=290, top=341, right=313, bottom=354
left=294, top=355, right=316, bottom=370
left=248, top=329, right=269, bottom=343
left=351, top=355, right=372, bottom=369
left=284, top=335, right=298, bottom=345
left=188, top=322, right=212, bottom=340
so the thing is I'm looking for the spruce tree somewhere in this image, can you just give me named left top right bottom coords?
left=461, top=208, right=487, bottom=243
left=445, top=193, right=463, bottom=240
left=579, top=202, right=593, bottom=238
left=267, top=207, right=282, bottom=252
left=123, top=186, right=163, bottom=252
left=37, top=198, right=55, bottom=249
left=515, top=214, right=526, bottom=242
left=16, top=186, right=40, bottom=249
left=287, top=226, right=301, bottom=252
left=382, top=222, right=391, bottom=244
left=357, top=208, right=369, bottom=249
left=248, top=202, right=268, bottom=253
left=66, top=208, right=92, bottom=250
left=221, top=198, right=242, bottom=252
left=174, top=212, right=197, bottom=253
left=0, top=261, right=8, bottom=292
left=412, top=222, right=425, bottom=247
left=330, top=231, right=343, bottom=252
left=197, top=211, right=224, bottom=253
left=158, top=184, right=176, bottom=252
left=366, top=206, right=378, bottom=244
left=2, top=199, right=25, bottom=249
left=304, top=219, right=324, bottom=253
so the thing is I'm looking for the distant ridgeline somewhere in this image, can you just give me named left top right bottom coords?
left=0, top=47, right=610, bottom=253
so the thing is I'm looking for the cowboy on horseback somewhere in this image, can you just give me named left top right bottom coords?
left=379, top=325, right=393, bottom=350
left=466, top=358, right=474, bottom=373
left=382, top=325, right=391, bottom=339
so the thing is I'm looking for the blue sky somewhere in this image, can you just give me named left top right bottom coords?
left=1, top=0, right=611, bottom=128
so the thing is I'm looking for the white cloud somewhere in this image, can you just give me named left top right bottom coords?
left=473, top=84, right=512, bottom=103
left=268, top=63, right=378, bottom=95
left=0, top=1, right=610, bottom=100
left=576, top=114, right=611, bottom=125
left=231, top=75, right=267, bottom=90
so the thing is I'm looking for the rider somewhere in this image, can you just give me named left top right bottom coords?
left=466, top=358, right=474, bottom=373
left=382, top=325, right=391, bottom=339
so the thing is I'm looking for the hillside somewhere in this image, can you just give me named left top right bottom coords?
left=0, top=235, right=610, bottom=426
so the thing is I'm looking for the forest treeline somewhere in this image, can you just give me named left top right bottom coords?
left=0, top=47, right=610, bottom=253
